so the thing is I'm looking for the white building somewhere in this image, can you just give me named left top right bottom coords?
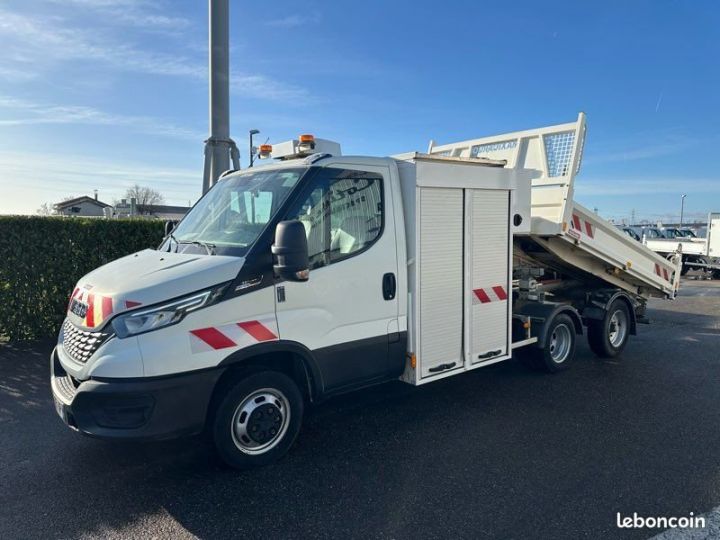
left=54, top=195, right=111, bottom=217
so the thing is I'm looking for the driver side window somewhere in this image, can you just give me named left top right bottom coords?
left=284, top=168, right=384, bottom=270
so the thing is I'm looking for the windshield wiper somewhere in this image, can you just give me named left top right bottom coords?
left=176, top=239, right=217, bottom=255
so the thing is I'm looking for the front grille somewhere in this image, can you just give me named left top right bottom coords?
left=62, top=319, right=112, bottom=364
left=55, top=373, right=79, bottom=401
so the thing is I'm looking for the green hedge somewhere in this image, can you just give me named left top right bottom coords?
left=0, top=217, right=165, bottom=341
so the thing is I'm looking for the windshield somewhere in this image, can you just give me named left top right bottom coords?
left=167, top=167, right=306, bottom=256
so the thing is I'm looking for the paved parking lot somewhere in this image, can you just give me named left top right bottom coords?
left=1, top=279, right=719, bottom=539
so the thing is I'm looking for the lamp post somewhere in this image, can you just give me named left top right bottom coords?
left=249, top=129, right=260, bottom=167
left=202, top=0, right=240, bottom=194
left=680, top=194, right=687, bottom=228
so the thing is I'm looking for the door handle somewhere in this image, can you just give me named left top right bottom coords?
left=382, top=273, right=396, bottom=300
left=429, top=362, right=456, bottom=373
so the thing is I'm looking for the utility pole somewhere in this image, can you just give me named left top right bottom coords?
left=680, top=194, right=687, bottom=228
left=202, top=0, right=240, bottom=194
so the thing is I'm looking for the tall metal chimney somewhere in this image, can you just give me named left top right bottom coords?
left=202, top=0, right=240, bottom=194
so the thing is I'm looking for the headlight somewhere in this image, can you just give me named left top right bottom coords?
left=112, top=284, right=228, bottom=338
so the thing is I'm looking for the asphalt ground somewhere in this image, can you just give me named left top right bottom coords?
left=1, top=278, right=719, bottom=539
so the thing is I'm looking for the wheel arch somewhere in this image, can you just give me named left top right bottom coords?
left=209, top=341, right=324, bottom=417
left=582, top=290, right=638, bottom=335
left=514, top=302, right=583, bottom=349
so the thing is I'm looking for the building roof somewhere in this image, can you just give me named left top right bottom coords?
left=143, top=204, right=191, bottom=215
left=54, top=196, right=111, bottom=209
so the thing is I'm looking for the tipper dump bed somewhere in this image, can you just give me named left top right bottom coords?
left=424, top=114, right=681, bottom=299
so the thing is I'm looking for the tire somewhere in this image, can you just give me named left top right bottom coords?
left=212, top=371, right=304, bottom=470
left=520, top=313, right=577, bottom=373
left=587, top=299, right=631, bottom=358
left=712, top=269, right=720, bottom=280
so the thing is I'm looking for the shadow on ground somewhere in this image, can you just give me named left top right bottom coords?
left=1, top=285, right=719, bottom=539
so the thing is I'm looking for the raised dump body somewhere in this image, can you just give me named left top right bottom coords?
left=423, top=114, right=681, bottom=299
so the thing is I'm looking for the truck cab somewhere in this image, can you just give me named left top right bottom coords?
left=53, top=140, right=413, bottom=467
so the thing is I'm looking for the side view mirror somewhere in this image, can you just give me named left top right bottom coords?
left=164, top=220, right=176, bottom=236
left=272, top=220, right=309, bottom=282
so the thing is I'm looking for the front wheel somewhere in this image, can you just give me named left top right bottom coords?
left=587, top=299, right=631, bottom=358
left=212, top=371, right=304, bottom=469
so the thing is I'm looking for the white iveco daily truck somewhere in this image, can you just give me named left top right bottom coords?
left=642, top=213, right=720, bottom=278
left=52, top=115, right=681, bottom=469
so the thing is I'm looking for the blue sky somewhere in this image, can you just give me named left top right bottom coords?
left=0, top=0, right=718, bottom=223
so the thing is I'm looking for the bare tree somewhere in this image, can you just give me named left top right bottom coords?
left=123, top=184, right=165, bottom=214
left=36, top=202, right=56, bottom=216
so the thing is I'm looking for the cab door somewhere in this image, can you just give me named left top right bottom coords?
left=709, top=213, right=720, bottom=258
left=274, top=164, right=399, bottom=392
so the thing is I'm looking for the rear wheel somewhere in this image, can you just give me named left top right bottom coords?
left=675, top=255, right=690, bottom=275
left=667, top=253, right=689, bottom=276
left=689, top=257, right=708, bottom=276
left=587, top=299, right=631, bottom=358
left=212, top=371, right=304, bottom=470
left=520, top=313, right=577, bottom=373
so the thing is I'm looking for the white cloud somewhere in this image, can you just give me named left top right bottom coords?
left=0, top=66, right=39, bottom=81
left=0, top=8, right=307, bottom=101
left=576, top=177, right=720, bottom=196
left=54, top=0, right=145, bottom=6
left=583, top=131, right=695, bottom=166
left=48, top=0, right=192, bottom=32
left=0, top=151, right=202, bottom=214
left=265, top=14, right=321, bottom=28
left=230, top=74, right=308, bottom=101
left=584, top=142, right=692, bottom=165
left=0, top=9, right=203, bottom=76
left=0, top=96, right=204, bottom=140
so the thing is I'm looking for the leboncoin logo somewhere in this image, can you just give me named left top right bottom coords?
left=616, top=512, right=706, bottom=530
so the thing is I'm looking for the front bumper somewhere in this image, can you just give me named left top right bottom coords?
left=50, top=347, right=223, bottom=440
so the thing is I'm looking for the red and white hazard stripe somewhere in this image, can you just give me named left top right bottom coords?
left=68, top=282, right=146, bottom=329
left=569, top=213, right=594, bottom=239
left=189, top=318, right=278, bottom=354
left=472, top=285, right=508, bottom=304
left=68, top=286, right=116, bottom=328
left=86, top=292, right=114, bottom=328
left=68, top=287, right=80, bottom=312
left=654, top=263, right=670, bottom=282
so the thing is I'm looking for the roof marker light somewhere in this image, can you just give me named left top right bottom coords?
left=297, top=134, right=316, bottom=154
left=258, top=144, right=272, bottom=159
